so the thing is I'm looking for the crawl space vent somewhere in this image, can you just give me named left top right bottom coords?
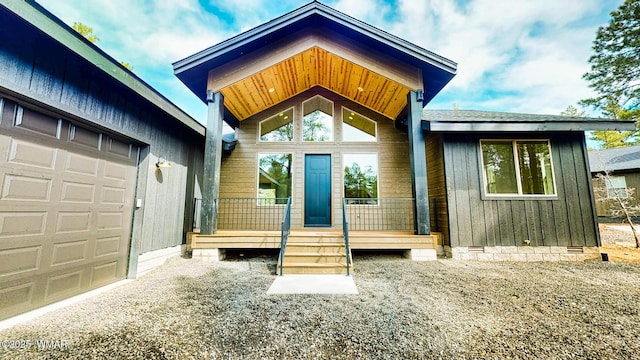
left=567, top=246, right=583, bottom=254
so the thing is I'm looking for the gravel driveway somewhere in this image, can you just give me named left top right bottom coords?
left=1, top=253, right=639, bottom=359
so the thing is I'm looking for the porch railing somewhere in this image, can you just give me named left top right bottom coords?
left=192, top=198, right=289, bottom=231
left=343, top=198, right=415, bottom=231
left=216, top=198, right=290, bottom=231
left=278, top=197, right=292, bottom=276
left=194, top=197, right=418, bottom=232
left=342, top=198, right=351, bottom=276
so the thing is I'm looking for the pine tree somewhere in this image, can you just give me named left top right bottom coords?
left=72, top=22, right=133, bottom=71
left=581, top=0, right=640, bottom=123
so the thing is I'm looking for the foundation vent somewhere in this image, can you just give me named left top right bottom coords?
left=468, top=246, right=484, bottom=253
left=567, top=246, right=584, bottom=254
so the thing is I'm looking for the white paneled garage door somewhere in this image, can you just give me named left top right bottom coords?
left=0, top=98, right=138, bottom=320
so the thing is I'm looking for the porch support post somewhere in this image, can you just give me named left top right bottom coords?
left=407, top=90, right=430, bottom=235
left=200, top=90, right=225, bottom=235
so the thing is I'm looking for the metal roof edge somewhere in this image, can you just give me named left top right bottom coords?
left=422, top=110, right=636, bottom=127
left=173, top=2, right=319, bottom=70
left=172, top=1, right=457, bottom=76
left=309, top=3, right=457, bottom=73
left=4, top=0, right=204, bottom=136
left=425, top=120, right=636, bottom=132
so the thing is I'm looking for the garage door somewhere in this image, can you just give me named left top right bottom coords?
left=0, top=98, right=138, bottom=320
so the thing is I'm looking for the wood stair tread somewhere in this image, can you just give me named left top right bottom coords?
left=285, top=252, right=346, bottom=257
left=281, top=234, right=351, bottom=274
left=286, top=242, right=344, bottom=246
left=288, top=235, right=344, bottom=237
left=281, top=262, right=348, bottom=267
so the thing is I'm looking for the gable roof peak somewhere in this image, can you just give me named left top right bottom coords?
left=173, top=1, right=457, bottom=108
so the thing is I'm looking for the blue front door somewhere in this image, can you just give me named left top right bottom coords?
left=304, top=154, right=331, bottom=227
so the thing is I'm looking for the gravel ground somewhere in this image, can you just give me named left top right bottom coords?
left=1, top=253, right=640, bottom=360
left=600, top=224, right=640, bottom=262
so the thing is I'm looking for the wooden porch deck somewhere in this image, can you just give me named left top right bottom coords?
left=187, top=230, right=441, bottom=251
left=188, top=230, right=441, bottom=273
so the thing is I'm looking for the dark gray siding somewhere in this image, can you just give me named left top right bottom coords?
left=0, top=8, right=204, bottom=254
left=442, top=132, right=598, bottom=247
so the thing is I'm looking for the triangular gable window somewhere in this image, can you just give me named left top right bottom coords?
left=342, top=107, right=376, bottom=142
left=259, top=108, right=294, bottom=142
left=303, top=96, right=333, bottom=142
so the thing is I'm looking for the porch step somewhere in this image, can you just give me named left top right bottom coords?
left=285, top=243, right=345, bottom=253
left=281, top=234, right=351, bottom=275
left=280, top=262, right=349, bottom=275
left=287, top=236, right=344, bottom=244
left=284, top=252, right=346, bottom=263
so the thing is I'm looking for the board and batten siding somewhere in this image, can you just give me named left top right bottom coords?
left=442, top=132, right=599, bottom=248
left=219, top=87, right=414, bottom=229
left=0, top=9, right=204, bottom=254
left=425, top=134, right=449, bottom=245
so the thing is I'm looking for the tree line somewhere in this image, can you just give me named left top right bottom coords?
left=568, top=0, right=640, bottom=149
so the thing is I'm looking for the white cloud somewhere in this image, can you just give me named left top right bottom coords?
left=332, top=0, right=393, bottom=25
left=329, top=0, right=618, bottom=115
left=38, top=0, right=229, bottom=66
left=36, top=0, right=621, bottom=119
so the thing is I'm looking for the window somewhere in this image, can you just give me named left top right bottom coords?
left=258, top=154, right=292, bottom=204
left=14, top=105, right=62, bottom=139
left=606, top=176, right=628, bottom=199
left=303, top=96, right=333, bottom=142
left=481, top=140, right=556, bottom=196
left=344, top=153, right=378, bottom=204
left=69, top=124, right=102, bottom=150
left=107, top=137, right=132, bottom=158
left=342, top=107, right=376, bottom=142
left=259, top=108, right=293, bottom=142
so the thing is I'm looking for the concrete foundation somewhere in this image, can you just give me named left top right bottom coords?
left=404, top=248, right=437, bottom=261
left=445, top=246, right=601, bottom=261
left=136, top=245, right=184, bottom=276
left=192, top=248, right=226, bottom=262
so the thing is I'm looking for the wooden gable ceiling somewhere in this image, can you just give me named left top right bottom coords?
left=219, top=47, right=411, bottom=121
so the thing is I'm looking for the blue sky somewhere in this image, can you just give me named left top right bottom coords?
left=37, top=0, right=622, bottom=124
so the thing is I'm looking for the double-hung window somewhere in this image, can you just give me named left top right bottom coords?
left=606, top=176, right=628, bottom=199
left=480, top=140, right=556, bottom=197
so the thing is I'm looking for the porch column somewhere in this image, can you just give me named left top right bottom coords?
left=407, top=90, right=430, bottom=235
left=200, top=90, right=225, bottom=235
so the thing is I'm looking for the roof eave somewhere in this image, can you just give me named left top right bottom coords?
left=424, top=120, right=637, bottom=132
left=172, top=2, right=457, bottom=104
left=174, top=2, right=457, bottom=74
